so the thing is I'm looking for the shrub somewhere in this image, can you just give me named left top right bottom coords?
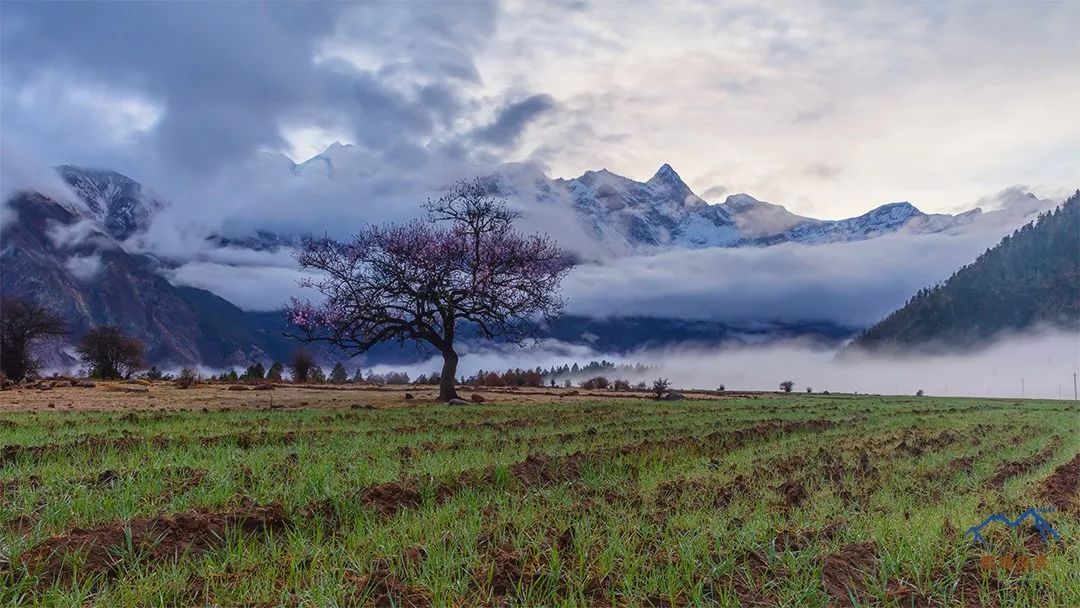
left=779, top=380, right=794, bottom=393
left=175, top=367, right=199, bottom=389
left=76, top=326, right=145, bottom=379
left=290, top=349, right=314, bottom=383
left=329, top=362, right=348, bottom=384
left=717, top=384, right=725, bottom=392
left=581, top=376, right=610, bottom=390
left=916, top=389, right=925, bottom=396
left=266, top=361, right=284, bottom=381
left=806, top=387, right=813, bottom=394
left=563, top=379, right=572, bottom=388
left=651, top=377, right=671, bottom=400
left=309, top=365, right=326, bottom=383
left=0, top=297, right=68, bottom=382
left=612, top=379, right=631, bottom=391
left=243, top=362, right=266, bottom=381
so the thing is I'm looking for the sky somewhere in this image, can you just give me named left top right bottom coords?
left=2, top=0, right=1078, bottom=220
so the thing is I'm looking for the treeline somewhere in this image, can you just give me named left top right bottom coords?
left=850, top=193, right=1080, bottom=351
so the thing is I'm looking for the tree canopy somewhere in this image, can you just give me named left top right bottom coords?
left=286, top=179, right=572, bottom=401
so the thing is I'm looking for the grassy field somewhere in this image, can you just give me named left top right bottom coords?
left=0, top=384, right=1077, bottom=606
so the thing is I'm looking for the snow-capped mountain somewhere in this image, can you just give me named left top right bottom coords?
left=56, top=165, right=167, bottom=240
left=544, top=163, right=1020, bottom=252
left=230, top=143, right=1056, bottom=256
left=15, top=151, right=1059, bottom=258
left=553, top=164, right=739, bottom=250
left=1, top=153, right=1065, bottom=368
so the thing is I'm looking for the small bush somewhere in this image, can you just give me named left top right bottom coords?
left=651, top=377, right=670, bottom=400
left=779, top=380, right=794, bottom=393
left=916, top=389, right=924, bottom=396
left=717, top=384, right=725, bottom=392
left=174, top=368, right=199, bottom=389
left=806, top=387, right=813, bottom=394
left=580, top=376, right=610, bottom=390
left=612, top=379, right=631, bottom=391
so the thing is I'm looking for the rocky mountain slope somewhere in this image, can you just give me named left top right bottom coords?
left=0, top=171, right=295, bottom=368
left=846, top=192, right=1080, bottom=353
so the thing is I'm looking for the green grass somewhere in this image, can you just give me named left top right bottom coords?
left=1, top=394, right=1078, bottom=606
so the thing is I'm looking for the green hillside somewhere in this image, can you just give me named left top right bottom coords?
left=848, top=191, right=1079, bottom=352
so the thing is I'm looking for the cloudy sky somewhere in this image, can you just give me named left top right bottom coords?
left=2, top=0, right=1077, bottom=220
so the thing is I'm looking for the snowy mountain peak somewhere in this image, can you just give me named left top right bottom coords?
left=648, top=163, right=681, bottom=184
left=863, top=201, right=923, bottom=222
left=722, top=193, right=764, bottom=209
left=55, top=165, right=167, bottom=240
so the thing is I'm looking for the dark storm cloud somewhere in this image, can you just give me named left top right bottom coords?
left=0, top=2, right=341, bottom=173
left=472, top=94, right=556, bottom=148
left=0, top=1, right=505, bottom=178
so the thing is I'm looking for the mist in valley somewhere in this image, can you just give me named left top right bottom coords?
left=376, top=327, right=1079, bottom=400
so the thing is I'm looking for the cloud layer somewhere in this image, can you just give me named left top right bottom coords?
left=377, top=328, right=1080, bottom=400
left=2, top=1, right=1076, bottom=222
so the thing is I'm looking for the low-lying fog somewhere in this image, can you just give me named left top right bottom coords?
left=374, top=328, right=1080, bottom=400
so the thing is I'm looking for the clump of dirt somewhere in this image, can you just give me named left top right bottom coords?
left=712, top=549, right=788, bottom=607
left=957, top=555, right=1001, bottom=608
left=988, top=437, right=1061, bottom=487
left=819, top=542, right=877, bottom=607
left=714, top=474, right=750, bottom=508
left=16, top=502, right=287, bottom=586
left=509, top=452, right=584, bottom=487
left=95, top=469, right=121, bottom=486
left=884, top=579, right=941, bottom=608
left=0, top=474, right=41, bottom=497
left=1040, top=453, right=1080, bottom=514
left=776, top=480, right=808, bottom=509
left=162, top=467, right=208, bottom=500
left=774, top=520, right=844, bottom=552
left=346, top=560, right=432, bottom=607
left=359, top=481, right=422, bottom=517
left=1, top=436, right=143, bottom=467
left=950, top=456, right=975, bottom=474
left=476, top=543, right=532, bottom=596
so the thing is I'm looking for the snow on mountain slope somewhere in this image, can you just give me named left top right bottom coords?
left=9, top=148, right=1059, bottom=260
left=554, top=164, right=739, bottom=250
left=56, top=165, right=167, bottom=240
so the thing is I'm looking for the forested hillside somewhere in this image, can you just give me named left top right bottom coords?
left=848, top=191, right=1079, bottom=351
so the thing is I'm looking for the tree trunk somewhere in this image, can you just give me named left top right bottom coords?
left=438, top=349, right=460, bottom=402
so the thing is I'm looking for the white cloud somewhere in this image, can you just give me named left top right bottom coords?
left=163, top=261, right=317, bottom=311
left=64, top=254, right=103, bottom=280
left=376, top=327, right=1080, bottom=400
left=562, top=226, right=1015, bottom=327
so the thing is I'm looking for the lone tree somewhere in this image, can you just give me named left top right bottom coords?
left=329, top=362, right=348, bottom=384
left=76, top=326, right=144, bottom=379
left=243, top=362, right=266, bottom=381
left=290, top=349, right=314, bottom=383
left=0, top=297, right=67, bottom=381
left=267, top=361, right=284, bottom=381
left=780, top=380, right=794, bottom=393
left=651, top=377, right=671, bottom=400
left=286, top=179, right=572, bottom=401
